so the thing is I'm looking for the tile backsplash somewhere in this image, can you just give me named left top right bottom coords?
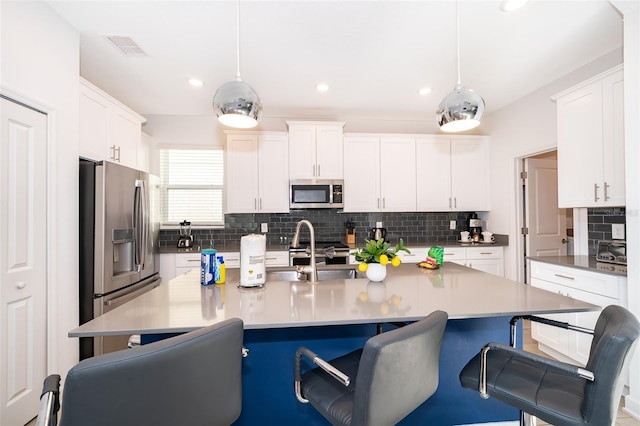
left=159, top=210, right=478, bottom=248
left=587, top=207, right=626, bottom=255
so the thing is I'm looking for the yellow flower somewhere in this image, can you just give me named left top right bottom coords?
left=379, top=254, right=389, bottom=265
left=358, top=262, right=368, bottom=273
left=391, top=256, right=401, bottom=267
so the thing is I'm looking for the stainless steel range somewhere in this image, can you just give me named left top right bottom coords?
left=289, top=240, right=351, bottom=266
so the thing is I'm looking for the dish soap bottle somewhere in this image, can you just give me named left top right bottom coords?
left=215, top=256, right=226, bottom=284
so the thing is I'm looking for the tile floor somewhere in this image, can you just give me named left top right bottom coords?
left=24, top=322, right=640, bottom=426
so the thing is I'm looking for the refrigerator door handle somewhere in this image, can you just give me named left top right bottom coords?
left=133, top=179, right=145, bottom=272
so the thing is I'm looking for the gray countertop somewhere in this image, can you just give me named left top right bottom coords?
left=527, top=255, right=627, bottom=277
left=69, top=262, right=596, bottom=337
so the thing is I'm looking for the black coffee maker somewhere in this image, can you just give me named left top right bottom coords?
left=468, top=213, right=482, bottom=242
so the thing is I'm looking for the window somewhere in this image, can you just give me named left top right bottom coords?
left=159, top=147, right=224, bottom=226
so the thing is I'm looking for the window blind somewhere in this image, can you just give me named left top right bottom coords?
left=159, top=148, right=224, bottom=226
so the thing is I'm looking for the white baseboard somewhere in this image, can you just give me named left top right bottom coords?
left=623, top=394, right=640, bottom=420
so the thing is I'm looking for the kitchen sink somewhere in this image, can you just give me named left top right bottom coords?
left=266, top=268, right=364, bottom=282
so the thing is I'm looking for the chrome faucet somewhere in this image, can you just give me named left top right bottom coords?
left=291, top=219, right=318, bottom=282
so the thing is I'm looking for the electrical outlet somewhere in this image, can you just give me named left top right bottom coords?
left=450, top=220, right=456, bottom=230
left=261, top=223, right=268, bottom=233
left=376, top=221, right=383, bottom=228
left=612, top=224, right=625, bottom=240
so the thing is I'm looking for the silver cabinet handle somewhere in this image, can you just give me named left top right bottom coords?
left=317, top=164, right=321, bottom=177
left=554, top=273, right=575, bottom=280
left=254, top=198, right=257, bottom=210
left=449, top=197, right=452, bottom=208
left=312, top=165, right=316, bottom=177
left=479, top=252, right=492, bottom=255
left=115, top=146, right=121, bottom=162
left=259, top=198, right=263, bottom=210
left=454, top=197, right=457, bottom=208
left=187, top=259, right=200, bottom=263
left=594, top=183, right=600, bottom=202
left=604, top=182, right=610, bottom=201
left=377, top=198, right=380, bottom=209
left=383, top=198, right=386, bottom=209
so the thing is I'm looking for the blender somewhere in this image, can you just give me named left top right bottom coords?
left=177, top=220, right=193, bottom=248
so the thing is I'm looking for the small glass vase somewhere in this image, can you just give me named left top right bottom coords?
left=366, top=263, right=387, bottom=282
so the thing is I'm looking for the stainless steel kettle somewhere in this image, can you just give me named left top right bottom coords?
left=370, top=227, right=387, bottom=241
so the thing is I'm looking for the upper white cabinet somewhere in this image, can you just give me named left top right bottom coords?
left=225, top=132, right=289, bottom=214
left=416, top=137, right=490, bottom=211
left=287, top=121, right=345, bottom=180
left=553, top=65, right=624, bottom=208
left=343, top=134, right=417, bottom=212
left=79, top=78, right=146, bottom=169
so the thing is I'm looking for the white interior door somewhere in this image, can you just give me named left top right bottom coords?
left=524, top=157, right=567, bottom=267
left=1, top=97, right=48, bottom=425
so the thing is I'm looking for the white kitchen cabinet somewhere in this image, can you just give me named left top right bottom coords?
left=79, top=77, right=145, bottom=169
left=395, top=247, right=430, bottom=264
left=554, top=65, right=624, bottom=208
left=161, top=250, right=286, bottom=282
left=225, top=132, right=289, bottom=214
left=416, top=137, right=490, bottom=211
left=343, top=135, right=416, bottom=212
left=287, top=121, right=345, bottom=180
left=529, top=260, right=627, bottom=365
left=441, top=246, right=504, bottom=277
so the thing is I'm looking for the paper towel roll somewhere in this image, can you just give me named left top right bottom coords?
left=240, top=234, right=266, bottom=287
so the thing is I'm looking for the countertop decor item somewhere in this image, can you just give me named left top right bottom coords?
left=353, top=238, right=411, bottom=281
left=436, top=0, right=485, bottom=132
left=212, top=0, right=262, bottom=128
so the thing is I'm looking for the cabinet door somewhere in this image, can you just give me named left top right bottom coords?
left=396, top=247, right=429, bottom=264
left=343, top=136, right=381, bottom=212
left=530, top=278, right=571, bottom=356
left=111, top=106, right=140, bottom=168
left=159, top=253, right=176, bottom=283
left=380, top=137, right=416, bottom=211
left=467, top=259, right=504, bottom=277
left=557, top=80, right=604, bottom=208
left=416, top=138, right=451, bottom=211
left=265, top=251, right=290, bottom=267
left=288, top=125, right=316, bottom=180
left=258, top=135, right=289, bottom=213
left=79, top=83, right=111, bottom=161
left=226, top=135, right=259, bottom=213
left=315, top=125, right=344, bottom=179
left=601, top=70, right=625, bottom=206
left=451, top=139, right=490, bottom=211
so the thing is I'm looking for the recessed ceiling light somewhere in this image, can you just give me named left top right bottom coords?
left=418, top=87, right=432, bottom=95
left=500, top=0, right=529, bottom=12
left=188, top=78, right=204, bottom=87
left=316, top=83, right=329, bottom=92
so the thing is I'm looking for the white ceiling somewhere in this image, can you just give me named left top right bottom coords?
left=46, top=0, right=623, bottom=122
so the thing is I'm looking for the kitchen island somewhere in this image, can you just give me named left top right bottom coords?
left=70, top=262, right=598, bottom=425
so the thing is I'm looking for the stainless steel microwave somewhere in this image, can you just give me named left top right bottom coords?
left=290, top=180, right=344, bottom=209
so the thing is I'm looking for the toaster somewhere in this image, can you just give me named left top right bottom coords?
left=596, top=240, right=627, bottom=265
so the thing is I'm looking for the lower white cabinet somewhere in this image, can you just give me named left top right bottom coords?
left=443, top=246, right=504, bottom=277
left=384, top=245, right=504, bottom=277
left=160, top=250, right=289, bottom=282
left=529, top=260, right=627, bottom=365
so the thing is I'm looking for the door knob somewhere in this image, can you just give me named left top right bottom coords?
left=16, top=281, right=26, bottom=289
left=561, top=238, right=568, bottom=244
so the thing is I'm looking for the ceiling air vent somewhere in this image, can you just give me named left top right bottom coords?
left=103, top=35, right=148, bottom=57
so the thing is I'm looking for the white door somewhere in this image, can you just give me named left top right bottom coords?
left=1, top=97, right=48, bottom=425
left=524, top=157, right=567, bottom=265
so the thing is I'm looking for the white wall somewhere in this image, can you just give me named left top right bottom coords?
left=480, top=48, right=623, bottom=280
left=1, top=1, right=80, bottom=379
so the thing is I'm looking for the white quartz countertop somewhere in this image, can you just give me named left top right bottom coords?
left=70, top=262, right=599, bottom=337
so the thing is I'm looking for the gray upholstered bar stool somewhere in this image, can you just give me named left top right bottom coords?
left=459, top=305, right=640, bottom=426
left=294, top=310, right=448, bottom=426
left=37, top=318, right=245, bottom=426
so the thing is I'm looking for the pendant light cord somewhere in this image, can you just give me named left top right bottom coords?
left=235, top=0, right=242, bottom=81
left=456, top=0, right=461, bottom=85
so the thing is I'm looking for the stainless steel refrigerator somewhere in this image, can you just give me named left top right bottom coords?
left=79, top=159, right=161, bottom=359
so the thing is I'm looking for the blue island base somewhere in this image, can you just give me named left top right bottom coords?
left=233, top=317, right=521, bottom=425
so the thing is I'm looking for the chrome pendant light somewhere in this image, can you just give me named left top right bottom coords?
left=436, top=0, right=485, bottom=132
left=213, top=0, right=262, bottom=128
